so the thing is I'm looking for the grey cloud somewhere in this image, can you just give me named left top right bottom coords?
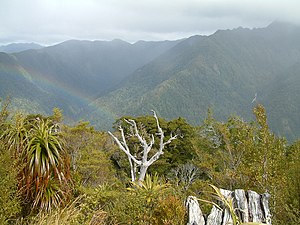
left=0, top=0, right=300, bottom=45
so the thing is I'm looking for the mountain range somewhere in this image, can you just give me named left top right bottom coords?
left=0, top=43, right=43, bottom=53
left=1, top=21, right=300, bottom=141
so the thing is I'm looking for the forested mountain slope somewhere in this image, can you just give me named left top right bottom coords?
left=14, top=39, right=181, bottom=98
left=92, top=22, right=300, bottom=140
left=0, top=39, right=180, bottom=123
left=0, top=52, right=90, bottom=118
left=0, top=52, right=53, bottom=114
left=1, top=22, right=300, bottom=140
left=262, top=61, right=300, bottom=140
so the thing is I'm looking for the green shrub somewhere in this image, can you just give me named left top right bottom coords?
left=153, top=194, right=186, bottom=225
left=0, top=143, right=21, bottom=224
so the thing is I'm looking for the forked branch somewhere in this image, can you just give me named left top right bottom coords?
left=108, top=110, right=177, bottom=182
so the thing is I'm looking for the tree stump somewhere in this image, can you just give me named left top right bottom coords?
left=234, top=189, right=249, bottom=223
left=186, top=196, right=205, bottom=225
left=206, top=206, right=223, bottom=225
left=186, top=188, right=271, bottom=225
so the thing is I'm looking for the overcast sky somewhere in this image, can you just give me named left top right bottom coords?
left=1, top=0, right=300, bottom=45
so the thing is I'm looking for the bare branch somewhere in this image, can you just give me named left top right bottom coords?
left=151, top=110, right=163, bottom=134
left=108, top=111, right=177, bottom=182
left=148, top=134, right=177, bottom=166
left=125, top=118, right=153, bottom=166
left=119, top=126, right=129, bottom=151
left=108, top=131, right=141, bottom=166
left=163, top=134, right=178, bottom=147
left=147, top=111, right=178, bottom=165
left=146, top=134, right=155, bottom=154
left=125, top=118, right=147, bottom=146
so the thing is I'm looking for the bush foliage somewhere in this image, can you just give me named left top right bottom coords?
left=0, top=103, right=299, bottom=225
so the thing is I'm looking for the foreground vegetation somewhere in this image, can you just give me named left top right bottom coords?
left=0, top=98, right=299, bottom=225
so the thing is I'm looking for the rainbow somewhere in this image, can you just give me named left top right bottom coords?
left=0, top=62, right=117, bottom=126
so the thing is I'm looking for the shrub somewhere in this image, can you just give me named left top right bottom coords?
left=0, top=142, right=21, bottom=224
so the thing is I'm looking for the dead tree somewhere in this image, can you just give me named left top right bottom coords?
left=186, top=188, right=271, bottom=225
left=108, top=110, right=177, bottom=183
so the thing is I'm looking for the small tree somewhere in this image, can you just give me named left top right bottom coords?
left=108, top=111, right=177, bottom=183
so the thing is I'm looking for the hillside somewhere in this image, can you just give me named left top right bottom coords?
left=0, top=52, right=49, bottom=114
left=92, top=22, right=300, bottom=140
left=0, top=52, right=91, bottom=118
left=1, top=22, right=300, bottom=140
left=0, top=39, right=181, bottom=124
left=262, top=61, right=300, bottom=140
left=14, top=39, right=181, bottom=99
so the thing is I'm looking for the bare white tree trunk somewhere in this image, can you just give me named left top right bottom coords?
left=108, top=110, right=177, bottom=183
left=128, top=156, right=136, bottom=182
left=139, top=165, right=148, bottom=183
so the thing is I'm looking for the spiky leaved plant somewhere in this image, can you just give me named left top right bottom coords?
left=23, top=118, right=70, bottom=212
left=128, top=173, right=170, bottom=203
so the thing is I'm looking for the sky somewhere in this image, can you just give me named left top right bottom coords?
left=1, top=0, right=300, bottom=45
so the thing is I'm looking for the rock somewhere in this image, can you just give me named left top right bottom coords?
left=186, top=196, right=206, bottom=225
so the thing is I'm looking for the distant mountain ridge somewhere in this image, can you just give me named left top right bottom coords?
left=1, top=22, right=300, bottom=140
left=0, top=43, right=43, bottom=53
